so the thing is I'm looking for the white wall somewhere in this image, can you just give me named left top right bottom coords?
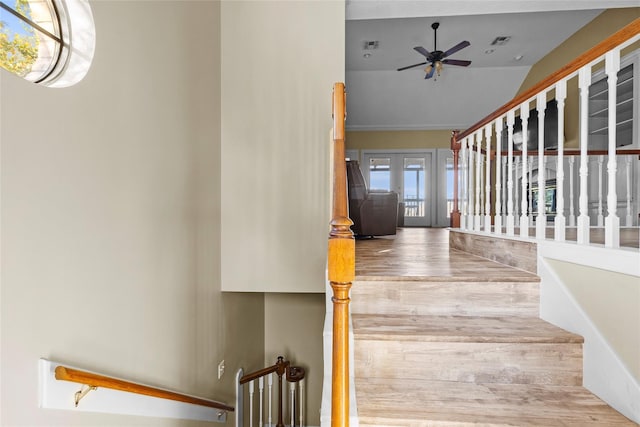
left=220, top=0, right=345, bottom=292
left=1, top=2, right=265, bottom=426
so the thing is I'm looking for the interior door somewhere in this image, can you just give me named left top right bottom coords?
left=363, top=152, right=433, bottom=227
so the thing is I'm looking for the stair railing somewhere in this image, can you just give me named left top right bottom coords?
left=236, top=356, right=306, bottom=427
left=328, top=82, right=354, bottom=427
left=451, top=18, right=640, bottom=248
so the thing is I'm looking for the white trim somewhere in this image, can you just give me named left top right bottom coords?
left=538, top=258, right=640, bottom=423
left=38, top=359, right=228, bottom=423
left=538, top=238, right=640, bottom=276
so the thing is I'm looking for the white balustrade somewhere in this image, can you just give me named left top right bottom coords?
left=536, top=93, right=547, bottom=239
left=506, top=110, right=515, bottom=235
left=450, top=29, right=638, bottom=253
left=555, top=80, right=567, bottom=241
left=597, top=155, right=605, bottom=226
left=577, top=66, right=591, bottom=244
left=460, top=137, right=468, bottom=230
left=520, top=103, right=530, bottom=236
left=475, top=130, right=482, bottom=231
left=605, top=49, right=621, bottom=248
left=495, top=117, right=503, bottom=234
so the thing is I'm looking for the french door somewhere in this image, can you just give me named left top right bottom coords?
left=362, top=152, right=433, bottom=227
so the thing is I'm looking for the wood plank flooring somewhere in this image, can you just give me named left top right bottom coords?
left=355, top=228, right=538, bottom=281
left=352, top=228, right=638, bottom=426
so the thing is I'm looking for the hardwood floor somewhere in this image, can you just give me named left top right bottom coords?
left=355, top=228, right=538, bottom=281
left=352, top=228, right=638, bottom=426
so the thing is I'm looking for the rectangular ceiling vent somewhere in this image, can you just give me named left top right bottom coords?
left=491, top=36, right=511, bottom=46
left=363, top=40, right=379, bottom=50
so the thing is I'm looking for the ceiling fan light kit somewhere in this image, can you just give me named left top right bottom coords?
left=397, top=21, right=472, bottom=80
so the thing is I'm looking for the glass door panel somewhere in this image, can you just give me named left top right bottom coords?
left=403, top=157, right=425, bottom=219
left=362, top=152, right=432, bottom=227
left=369, top=157, right=391, bottom=191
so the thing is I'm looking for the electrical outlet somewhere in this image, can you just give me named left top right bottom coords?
left=217, top=360, right=225, bottom=380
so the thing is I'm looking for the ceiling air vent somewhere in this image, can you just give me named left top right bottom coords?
left=363, top=40, right=379, bottom=50
left=490, top=36, right=511, bottom=46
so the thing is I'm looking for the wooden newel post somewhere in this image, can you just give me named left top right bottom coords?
left=329, top=82, right=354, bottom=427
left=450, top=131, right=461, bottom=228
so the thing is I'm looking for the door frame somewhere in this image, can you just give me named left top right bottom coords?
left=361, top=149, right=437, bottom=227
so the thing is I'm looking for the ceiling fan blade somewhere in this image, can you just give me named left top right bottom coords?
left=442, top=40, right=470, bottom=58
left=397, top=61, right=428, bottom=71
left=424, top=66, right=435, bottom=79
left=413, top=46, right=432, bottom=59
left=442, top=59, right=472, bottom=67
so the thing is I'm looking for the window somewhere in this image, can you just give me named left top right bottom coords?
left=0, top=0, right=94, bottom=87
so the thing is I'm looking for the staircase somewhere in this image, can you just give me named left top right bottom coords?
left=350, top=231, right=637, bottom=426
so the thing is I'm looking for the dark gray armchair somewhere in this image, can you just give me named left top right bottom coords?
left=346, top=160, right=398, bottom=237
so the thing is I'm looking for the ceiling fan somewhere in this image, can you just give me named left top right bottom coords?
left=397, top=22, right=471, bottom=79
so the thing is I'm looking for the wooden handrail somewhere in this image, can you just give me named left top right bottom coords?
left=54, top=365, right=234, bottom=412
left=458, top=18, right=640, bottom=140
left=328, top=82, right=354, bottom=427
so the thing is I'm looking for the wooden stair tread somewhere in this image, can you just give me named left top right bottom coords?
left=353, top=314, right=584, bottom=344
left=356, top=378, right=637, bottom=426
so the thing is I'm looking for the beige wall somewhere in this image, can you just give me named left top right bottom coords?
left=264, top=294, right=326, bottom=426
left=516, top=8, right=640, bottom=147
left=545, top=260, right=640, bottom=380
left=220, top=1, right=345, bottom=292
left=1, top=2, right=265, bottom=426
left=346, top=130, right=452, bottom=150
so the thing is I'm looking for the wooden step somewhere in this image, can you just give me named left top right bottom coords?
left=353, top=314, right=584, bottom=386
left=351, top=279, right=540, bottom=317
left=356, top=377, right=638, bottom=426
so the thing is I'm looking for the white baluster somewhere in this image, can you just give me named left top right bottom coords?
left=475, top=130, right=483, bottom=231
left=626, top=156, right=633, bottom=226
left=597, top=155, right=605, bottom=226
left=480, top=153, right=485, bottom=228
left=577, top=66, right=591, bottom=244
left=259, top=376, right=264, bottom=427
left=249, top=380, right=255, bottom=427
left=268, top=373, right=273, bottom=427
left=569, top=156, right=576, bottom=227
left=506, top=110, right=515, bottom=235
left=299, top=378, right=305, bottom=427
left=290, top=381, right=297, bottom=426
left=468, top=138, right=475, bottom=229
left=605, top=49, right=621, bottom=248
left=520, top=103, right=530, bottom=236
left=536, top=93, right=547, bottom=239
left=485, top=123, right=493, bottom=232
left=460, top=137, right=468, bottom=230
left=528, top=156, right=534, bottom=225
left=555, top=80, right=567, bottom=241
left=502, top=157, right=507, bottom=227
left=495, top=117, right=503, bottom=235
left=515, top=156, right=520, bottom=228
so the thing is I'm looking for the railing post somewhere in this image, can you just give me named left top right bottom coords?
left=506, top=110, right=515, bottom=236
left=450, top=131, right=461, bottom=228
left=460, top=137, right=468, bottom=230
left=520, top=103, right=530, bottom=237
left=475, top=130, right=483, bottom=231
left=604, top=49, right=621, bottom=248
left=577, top=66, right=591, bottom=244
left=536, top=93, right=547, bottom=239
left=484, top=124, right=493, bottom=233
left=494, top=118, right=503, bottom=235
left=329, top=82, right=354, bottom=427
left=554, top=80, right=567, bottom=241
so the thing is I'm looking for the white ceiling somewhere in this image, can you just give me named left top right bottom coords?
left=344, top=1, right=638, bottom=131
